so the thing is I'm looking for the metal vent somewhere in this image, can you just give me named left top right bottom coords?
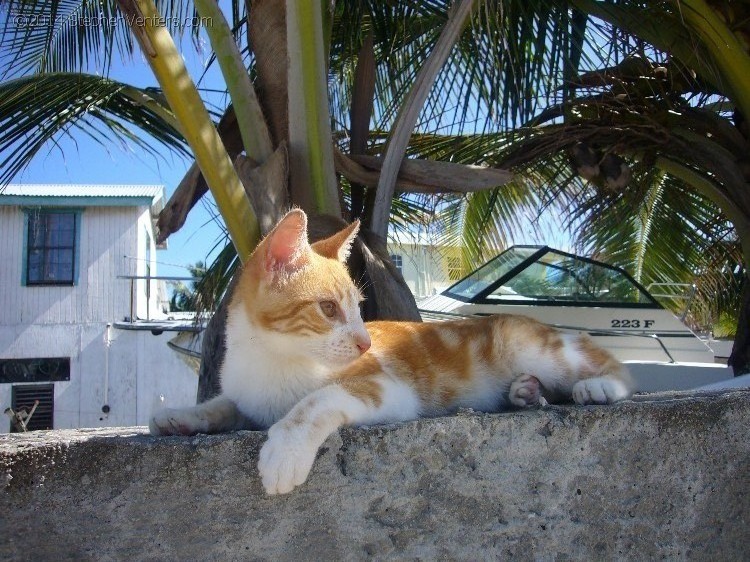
left=11, top=384, right=54, bottom=432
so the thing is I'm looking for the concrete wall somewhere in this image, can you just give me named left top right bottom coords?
left=1, top=389, right=748, bottom=560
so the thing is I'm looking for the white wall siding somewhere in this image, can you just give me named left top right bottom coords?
left=81, top=206, right=141, bottom=323
left=0, top=207, right=26, bottom=326
left=0, top=205, right=142, bottom=326
left=0, top=323, right=198, bottom=431
left=135, top=209, right=162, bottom=320
left=83, top=207, right=133, bottom=323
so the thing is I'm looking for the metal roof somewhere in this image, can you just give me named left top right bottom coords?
left=0, top=184, right=165, bottom=211
left=2, top=184, right=163, bottom=198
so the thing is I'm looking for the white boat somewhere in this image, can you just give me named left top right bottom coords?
left=418, top=245, right=736, bottom=393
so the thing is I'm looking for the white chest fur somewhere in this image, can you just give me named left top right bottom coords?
left=219, top=305, right=333, bottom=427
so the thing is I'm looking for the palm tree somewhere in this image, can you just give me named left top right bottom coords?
left=168, top=261, right=206, bottom=312
left=2, top=1, right=749, bottom=381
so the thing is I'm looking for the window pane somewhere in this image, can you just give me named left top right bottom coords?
left=50, top=225, right=75, bottom=247
left=390, top=254, right=403, bottom=272
left=0, top=358, right=71, bottom=383
left=486, top=251, right=651, bottom=304
left=47, top=214, right=75, bottom=247
left=26, top=212, right=76, bottom=284
left=27, top=249, right=44, bottom=282
left=46, top=249, right=74, bottom=282
left=28, top=215, right=45, bottom=246
left=447, top=247, right=539, bottom=299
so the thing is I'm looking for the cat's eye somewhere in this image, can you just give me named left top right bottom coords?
left=320, top=300, right=338, bottom=318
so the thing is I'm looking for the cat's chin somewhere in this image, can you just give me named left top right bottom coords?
left=321, top=355, right=361, bottom=370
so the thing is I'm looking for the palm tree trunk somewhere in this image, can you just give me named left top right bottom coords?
left=285, top=0, right=340, bottom=215
left=247, top=0, right=289, bottom=148
left=117, top=0, right=260, bottom=261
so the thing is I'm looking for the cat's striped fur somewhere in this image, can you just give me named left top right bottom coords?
left=150, top=209, right=632, bottom=495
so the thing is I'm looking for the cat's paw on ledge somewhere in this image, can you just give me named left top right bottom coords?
left=149, top=408, right=208, bottom=436
left=258, top=424, right=318, bottom=495
left=572, top=377, right=630, bottom=405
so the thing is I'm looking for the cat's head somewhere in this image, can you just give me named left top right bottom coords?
left=238, top=209, right=371, bottom=367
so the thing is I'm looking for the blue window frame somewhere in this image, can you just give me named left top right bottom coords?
left=23, top=209, right=81, bottom=286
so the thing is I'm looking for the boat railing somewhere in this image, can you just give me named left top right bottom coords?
left=646, top=282, right=697, bottom=322
left=550, top=324, right=677, bottom=364
left=419, top=309, right=677, bottom=363
left=117, top=275, right=202, bottom=323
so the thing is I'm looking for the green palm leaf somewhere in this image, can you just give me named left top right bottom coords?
left=0, top=72, right=189, bottom=185
left=572, top=165, right=740, bottom=327
left=0, top=0, right=214, bottom=78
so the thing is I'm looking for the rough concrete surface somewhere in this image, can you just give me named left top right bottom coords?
left=1, top=390, right=749, bottom=561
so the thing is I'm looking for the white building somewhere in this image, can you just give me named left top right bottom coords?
left=0, top=185, right=197, bottom=433
left=387, top=231, right=466, bottom=300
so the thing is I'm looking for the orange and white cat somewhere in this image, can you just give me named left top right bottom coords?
left=150, top=209, right=632, bottom=495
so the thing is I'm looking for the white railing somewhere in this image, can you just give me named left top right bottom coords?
left=117, top=275, right=201, bottom=323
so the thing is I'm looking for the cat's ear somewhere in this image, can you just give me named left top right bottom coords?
left=263, top=209, right=310, bottom=275
left=311, top=220, right=360, bottom=263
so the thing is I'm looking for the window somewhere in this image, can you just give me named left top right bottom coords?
left=390, top=254, right=403, bottom=273
left=486, top=253, right=652, bottom=304
left=445, top=246, right=658, bottom=307
left=447, top=247, right=539, bottom=299
left=10, top=384, right=54, bottom=432
left=26, top=210, right=78, bottom=285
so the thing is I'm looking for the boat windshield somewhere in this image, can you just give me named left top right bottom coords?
left=446, top=246, right=656, bottom=306
left=447, top=247, right=540, bottom=299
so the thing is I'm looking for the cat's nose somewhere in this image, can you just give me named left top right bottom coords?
left=355, top=333, right=371, bottom=354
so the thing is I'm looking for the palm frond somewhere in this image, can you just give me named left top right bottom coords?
left=0, top=72, right=189, bottom=186
left=0, top=0, right=220, bottom=79
left=364, top=128, right=547, bottom=269
left=193, top=237, right=238, bottom=315
left=1, top=0, right=127, bottom=78
left=572, top=166, right=740, bottom=329
left=328, top=0, right=678, bottom=149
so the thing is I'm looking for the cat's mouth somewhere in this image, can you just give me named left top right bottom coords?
left=322, top=349, right=365, bottom=367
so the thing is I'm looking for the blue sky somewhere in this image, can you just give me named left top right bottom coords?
left=8, top=23, right=229, bottom=278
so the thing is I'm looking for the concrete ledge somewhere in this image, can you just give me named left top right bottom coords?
left=2, top=390, right=749, bottom=560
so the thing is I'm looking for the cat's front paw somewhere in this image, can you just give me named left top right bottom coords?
left=572, top=376, right=630, bottom=405
left=149, top=408, right=209, bottom=436
left=258, top=424, right=317, bottom=495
